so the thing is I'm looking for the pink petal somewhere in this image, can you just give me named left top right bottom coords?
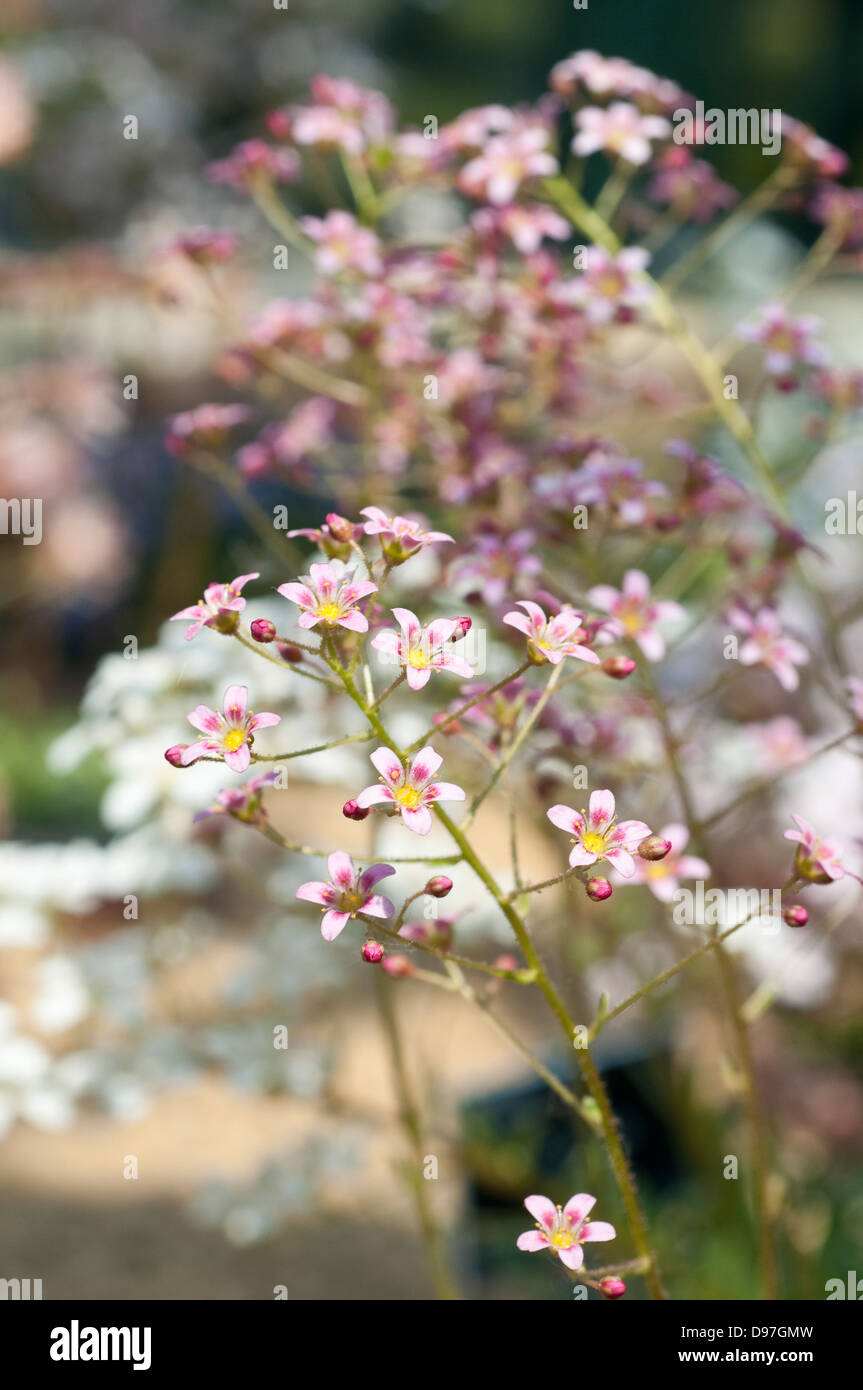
left=425, top=619, right=458, bottom=647
left=604, top=846, right=635, bottom=876
left=370, top=747, right=404, bottom=784
left=355, top=784, right=397, bottom=808
left=557, top=1244, right=584, bottom=1271
left=503, top=611, right=532, bottom=637
left=337, top=610, right=369, bottom=633
left=187, top=704, right=222, bottom=735
left=278, top=582, right=315, bottom=608
left=362, top=894, right=395, bottom=919
left=524, top=1194, right=557, bottom=1227
left=406, top=665, right=432, bottom=691
left=223, top=744, right=251, bottom=773
left=408, top=747, right=443, bottom=785
left=569, top=844, right=598, bottom=868
left=248, top=711, right=281, bottom=731
left=359, top=863, right=396, bottom=893
left=370, top=630, right=401, bottom=656
left=321, top=909, right=350, bottom=941
left=296, top=881, right=336, bottom=906
left=517, top=1230, right=550, bottom=1252
left=547, top=804, right=584, bottom=835
left=563, top=1193, right=596, bottom=1225
left=327, top=851, right=355, bottom=888
left=222, top=685, right=249, bottom=724
left=428, top=782, right=465, bottom=802
left=392, top=607, right=422, bottom=640
left=580, top=1221, right=615, bottom=1242
left=588, top=789, right=616, bottom=829
left=586, top=585, right=620, bottom=613
left=401, top=805, right=433, bottom=835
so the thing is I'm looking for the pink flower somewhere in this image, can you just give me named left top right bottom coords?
left=459, top=127, right=558, bottom=206
left=648, top=148, right=737, bottom=223
left=516, top=1192, right=615, bottom=1271
left=587, top=569, right=684, bottom=661
left=449, top=529, right=542, bottom=607
left=278, top=561, right=377, bottom=633
left=554, top=246, right=651, bottom=324
left=360, top=506, right=454, bottom=560
left=171, top=572, right=259, bottom=641
left=471, top=203, right=570, bottom=255
left=737, top=303, right=826, bottom=380
left=296, top=852, right=396, bottom=942
left=165, top=404, right=250, bottom=456
left=572, top=102, right=670, bottom=165
left=180, top=685, right=281, bottom=774
left=503, top=600, right=601, bottom=666
left=300, top=210, right=383, bottom=277
left=784, top=815, right=846, bottom=882
left=728, top=606, right=809, bottom=691
left=626, top=823, right=710, bottom=901
left=356, top=746, right=465, bottom=835
left=547, top=789, right=651, bottom=877
left=371, top=608, right=475, bottom=691
left=194, top=770, right=282, bottom=825
left=207, top=139, right=300, bottom=189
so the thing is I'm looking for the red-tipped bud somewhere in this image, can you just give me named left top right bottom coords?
left=381, top=954, right=414, bottom=978
left=638, top=835, right=672, bottom=862
left=599, top=1276, right=626, bottom=1299
left=585, top=877, right=613, bottom=902
left=164, top=745, right=188, bottom=766
left=783, top=904, right=809, bottom=928
left=361, top=940, right=384, bottom=963
left=277, top=642, right=304, bottom=663
left=601, top=655, right=637, bottom=680
left=250, top=618, right=276, bottom=643
left=343, top=799, right=370, bottom=822
left=425, top=875, right=453, bottom=899
left=492, top=954, right=519, bottom=973
left=325, top=512, right=355, bottom=543
left=452, top=616, right=472, bottom=639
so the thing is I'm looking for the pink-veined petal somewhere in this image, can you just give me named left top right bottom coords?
left=503, top=610, right=532, bottom=637
left=581, top=1220, right=616, bottom=1242
left=428, top=782, right=465, bottom=802
left=222, top=685, right=249, bottom=724
left=569, top=844, right=597, bottom=868
left=296, top=881, right=336, bottom=906
left=587, top=789, right=616, bottom=830
left=337, top=609, right=369, bottom=633
left=321, top=909, right=350, bottom=942
left=547, top=804, right=584, bottom=835
left=401, top=804, right=433, bottom=835
left=516, top=1230, right=549, bottom=1252
left=327, top=851, right=355, bottom=888
left=557, top=1243, right=584, bottom=1271
left=187, top=704, right=222, bottom=734
left=605, top=846, right=635, bottom=877
left=223, top=744, right=251, bottom=773
left=362, top=893, right=395, bottom=919
left=563, top=1193, right=596, bottom=1225
left=355, top=784, right=396, bottom=808
left=359, top=862, right=397, bottom=893
left=524, top=1194, right=557, bottom=1228
left=406, top=665, right=432, bottom=691
left=248, top=711, right=281, bottom=731
left=370, top=747, right=404, bottom=784
left=409, top=747, right=443, bottom=785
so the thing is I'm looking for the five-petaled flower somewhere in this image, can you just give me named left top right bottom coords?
left=587, top=569, right=684, bottom=661
left=555, top=245, right=651, bottom=324
left=371, top=608, right=475, bottom=691
left=784, top=815, right=847, bottom=883
left=503, top=600, right=601, bottom=666
left=360, top=506, right=454, bottom=562
left=171, top=572, right=259, bottom=641
left=296, top=852, right=396, bottom=941
left=278, top=561, right=377, bottom=633
left=180, top=685, right=281, bottom=774
left=737, top=302, right=826, bottom=382
left=458, top=127, right=558, bottom=205
left=572, top=102, right=670, bottom=165
left=728, top=605, right=809, bottom=691
left=516, top=1192, right=616, bottom=1270
left=547, top=789, right=651, bottom=876
left=356, top=746, right=465, bottom=835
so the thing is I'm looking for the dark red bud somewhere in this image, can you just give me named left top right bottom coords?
left=343, top=799, right=370, bottom=822
left=277, top=642, right=304, bottom=663
left=601, top=655, right=637, bottom=680
left=361, top=940, right=384, bottom=963
left=164, top=744, right=188, bottom=767
left=250, top=618, right=276, bottom=643
left=585, top=877, right=613, bottom=902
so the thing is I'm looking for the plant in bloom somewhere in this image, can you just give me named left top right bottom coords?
left=547, top=789, right=651, bottom=876
left=300, top=210, right=383, bottom=277
left=360, top=507, right=454, bottom=561
left=784, top=815, right=847, bottom=883
left=171, top=573, right=260, bottom=640
left=728, top=605, right=809, bottom=691
left=296, top=852, right=396, bottom=941
left=516, top=1193, right=616, bottom=1270
left=555, top=245, right=651, bottom=324
left=626, top=823, right=711, bottom=900
left=503, top=601, right=601, bottom=666
left=355, top=747, right=465, bottom=834
left=278, top=561, right=377, bottom=633
left=737, top=302, right=826, bottom=385
left=458, top=125, right=558, bottom=205
left=587, top=569, right=684, bottom=661
left=572, top=102, right=670, bottom=164
left=193, top=770, right=282, bottom=825
left=371, top=609, right=475, bottom=691
left=179, top=685, right=281, bottom=773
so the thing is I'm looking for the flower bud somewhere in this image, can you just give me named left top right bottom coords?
left=277, top=642, right=304, bottom=663
left=250, top=618, right=276, bottom=643
left=601, top=655, right=637, bottom=680
left=599, top=1276, right=626, bottom=1299
left=425, top=875, right=453, bottom=898
left=164, top=744, right=188, bottom=767
left=381, top=954, right=414, bottom=978
left=585, top=877, right=613, bottom=902
left=343, top=799, right=370, bottom=822
left=638, top=835, right=672, bottom=862
left=325, top=512, right=355, bottom=543
left=783, top=904, right=809, bottom=928
left=492, top=954, right=519, bottom=973
left=361, top=940, right=384, bottom=963
left=452, top=616, right=472, bottom=639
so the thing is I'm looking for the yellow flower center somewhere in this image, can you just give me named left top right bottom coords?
left=621, top=610, right=641, bottom=633
left=317, top=601, right=342, bottom=623
left=582, top=831, right=606, bottom=854
left=222, top=729, right=247, bottom=752
left=408, top=648, right=429, bottom=668
left=550, top=1231, right=574, bottom=1250
left=395, top=785, right=423, bottom=810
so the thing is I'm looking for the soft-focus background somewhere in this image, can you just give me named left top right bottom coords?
left=1, top=0, right=863, bottom=1300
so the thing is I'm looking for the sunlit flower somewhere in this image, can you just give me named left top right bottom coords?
left=587, top=569, right=684, bottom=661
left=356, top=747, right=465, bottom=835
left=516, top=1192, right=615, bottom=1271
left=300, top=210, right=383, bottom=277
left=296, top=852, right=395, bottom=942
left=180, top=685, right=281, bottom=774
left=278, top=561, right=377, bottom=633
left=626, top=823, right=710, bottom=901
left=547, top=789, right=651, bottom=876
left=728, top=605, right=809, bottom=691
left=503, top=600, right=600, bottom=666
left=572, top=102, right=670, bottom=165
left=459, top=127, right=558, bottom=205
left=371, top=608, right=475, bottom=691
left=360, top=507, right=454, bottom=560
left=171, top=573, right=259, bottom=641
